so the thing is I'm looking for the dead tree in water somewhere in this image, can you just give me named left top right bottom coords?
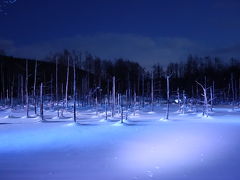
left=25, top=60, right=29, bottom=117
left=133, top=91, right=136, bottom=116
left=73, top=59, right=77, bottom=123
left=196, top=81, right=209, bottom=117
left=112, top=76, right=116, bottom=117
left=33, top=59, right=38, bottom=115
left=105, top=95, right=108, bottom=120
left=10, top=77, right=14, bottom=109
left=65, top=56, right=70, bottom=109
left=151, top=71, right=154, bottom=111
left=19, top=75, right=23, bottom=106
left=177, top=88, right=181, bottom=111
left=165, top=74, right=171, bottom=120
left=142, top=73, right=145, bottom=108
left=40, top=82, right=44, bottom=121
left=55, top=57, right=59, bottom=117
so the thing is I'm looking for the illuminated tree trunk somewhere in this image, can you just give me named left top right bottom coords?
left=33, top=59, right=37, bottom=115
left=25, top=60, right=29, bottom=117
left=1, top=64, right=5, bottom=105
left=210, top=87, right=213, bottom=112
left=105, top=95, right=108, bottom=120
left=142, top=73, right=144, bottom=108
left=10, top=77, right=14, bottom=109
left=40, top=82, right=44, bottom=121
left=112, top=76, right=115, bottom=117
left=151, top=71, right=154, bottom=111
left=165, top=75, right=171, bottom=119
left=177, top=88, right=181, bottom=111
left=56, top=57, right=59, bottom=117
left=196, top=81, right=209, bottom=117
left=231, top=73, right=235, bottom=108
left=133, top=90, right=136, bottom=116
left=21, top=75, right=24, bottom=106
left=65, top=56, right=70, bottom=108
left=73, top=59, right=77, bottom=123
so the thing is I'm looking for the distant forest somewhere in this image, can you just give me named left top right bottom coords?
left=0, top=50, right=240, bottom=107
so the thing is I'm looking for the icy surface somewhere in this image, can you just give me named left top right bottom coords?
left=0, top=105, right=240, bottom=180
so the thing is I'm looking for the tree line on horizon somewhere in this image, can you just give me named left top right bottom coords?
left=0, top=50, right=240, bottom=120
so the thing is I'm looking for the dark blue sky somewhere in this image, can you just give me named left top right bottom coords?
left=1, top=0, right=240, bottom=67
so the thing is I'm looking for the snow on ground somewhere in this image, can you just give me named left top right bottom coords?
left=0, top=105, right=240, bottom=180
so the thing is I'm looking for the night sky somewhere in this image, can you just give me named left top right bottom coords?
left=1, top=0, right=240, bottom=67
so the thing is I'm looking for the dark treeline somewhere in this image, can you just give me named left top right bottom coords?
left=48, top=51, right=240, bottom=104
left=164, top=55, right=240, bottom=103
left=1, top=50, right=240, bottom=109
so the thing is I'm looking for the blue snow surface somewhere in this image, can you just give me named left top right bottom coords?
left=0, top=105, right=240, bottom=180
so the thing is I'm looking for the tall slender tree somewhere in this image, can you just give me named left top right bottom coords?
left=73, top=58, right=77, bottom=123
left=25, top=60, right=29, bottom=117
left=65, top=56, right=70, bottom=108
left=33, top=59, right=38, bottom=115
left=165, top=74, right=172, bottom=119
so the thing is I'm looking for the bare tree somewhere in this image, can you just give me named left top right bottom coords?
left=196, top=81, right=210, bottom=117
left=151, top=71, right=154, bottom=111
left=210, top=87, right=213, bottom=111
left=142, top=72, right=145, bottom=108
left=105, top=95, right=108, bottom=120
left=56, top=57, right=59, bottom=117
left=65, top=56, right=70, bottom=108
left=231, top=73, right=235, bottom=108
left=1, top=64, right=5, bottom=105
left=73, top=58, right=77, bottom=123
left=112, top=76, right=116, bottom=117
left=25, top=60, right=29, bottom=117
left=177, top=88, right=181, bottom=112
left=10, top=76, right=14, bottom=109
left=165, top=74, right=172, bottom=119
left=133, top=91, right=136, bottom=116
left=21, top=75, right=24, bottom=106
left=33, top=59, right=38, bottom=115
left=40, top=82, right=44, bottom=121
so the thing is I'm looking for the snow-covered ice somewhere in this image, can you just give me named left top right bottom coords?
left=0, top=105, right=240, bottom=180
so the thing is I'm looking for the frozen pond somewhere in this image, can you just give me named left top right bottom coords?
left=0, top=105, right=240, bottom=180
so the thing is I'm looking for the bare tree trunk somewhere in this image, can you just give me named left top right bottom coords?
left=40, top=82, right=44, bottom=121
left=105, top=95, right=108, bottom=120
left=239, top=78, right=240, bottom=103
left=33, top=59, right=37, bottom=115
left=133, top=90, right=136, bottom=116
left=61, top=83, right=64, bottom=117
left=56, top=57, right=59, bottom=117
left=165, top=75, right=171, bottom=119
left=182, top=90, right=186, bottom=114
left=11, top=76, right=14, bottom=109
left=6, top=89, right=9, bottom=106
left=112, top=76, right=115, bottom=117
left=73, top=59, right=77, bottom=123
left=231, top=73, right=235, bottom=108
left=117, top=93, right=120, bottom=114
left=26, top=60, right=29, bottom=117
left=196, top=81, right=209, bottom=117
left=50, top=74, right=53, bottom=107
left=177, top=88, right=181, bottom=111
left=210, top=87, right=213, bottom=111
left=142, top=73, right=144, bottom=108
left=1, top=64, right=5, bottom=105
left=212, top=81, right=215, bottom=105
left=65, top=56, right=70, bottom=108
left=21, top=75, right=24, bottom=106
left=151, top=71, right=154, bottom=111
left=121, top=99, right=124, bottom=124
